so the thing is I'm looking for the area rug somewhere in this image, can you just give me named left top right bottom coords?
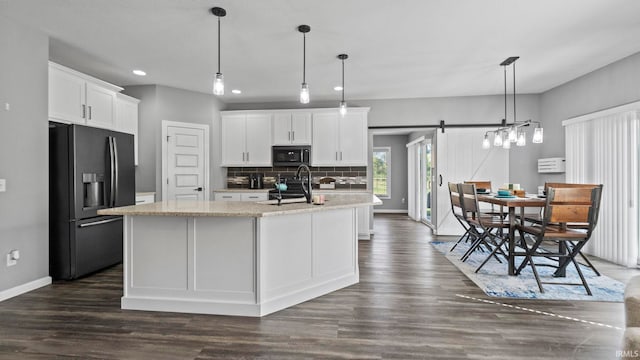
left=431, top=240, right=624, bottom=302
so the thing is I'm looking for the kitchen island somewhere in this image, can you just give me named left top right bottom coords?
left=98, top=194, right=380, bottom=317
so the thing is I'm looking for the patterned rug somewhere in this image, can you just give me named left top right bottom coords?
left=432, top=240, right=624, bottom=302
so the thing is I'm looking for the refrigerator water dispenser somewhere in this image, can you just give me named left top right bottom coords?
left=83, top=173, right=105, bottom=208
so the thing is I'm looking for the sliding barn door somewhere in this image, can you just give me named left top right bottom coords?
left=434, top=128, right=509, bottom=235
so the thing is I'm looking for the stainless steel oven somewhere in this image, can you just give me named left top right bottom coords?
left=272, top=146, right=310, bottom=167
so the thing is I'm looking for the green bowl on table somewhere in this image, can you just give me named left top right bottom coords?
left=497, top=189, right=511, bottom=196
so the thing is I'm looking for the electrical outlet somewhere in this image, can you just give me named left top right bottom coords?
left=401, top=198, right=406, bottom=204
left=4, top=103, right=9, bottom=111
left=0, top=179, right=5, bottom=192
left=6, top=254, right=16, bottom=267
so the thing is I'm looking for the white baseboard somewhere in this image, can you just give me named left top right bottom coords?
left=373, top=209, right=408, bottom=214
left=0, top=276, right=52, bottom=302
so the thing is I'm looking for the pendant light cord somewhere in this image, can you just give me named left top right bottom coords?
left=341, top=58, right=345, bottom=102
left=217, top=16, right=221, bottom=74
left=512, top=61, right=516, bottom=124
left=503, top=65, right=507, bottom=123
left=302, top=33, right=306, bottom=83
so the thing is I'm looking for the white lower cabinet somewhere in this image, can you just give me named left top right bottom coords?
left=135, top=193, right=156, bottom=205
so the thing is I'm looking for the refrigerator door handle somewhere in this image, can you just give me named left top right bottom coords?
left=113, top=136, right=119, bottom=206
left=78, top=217, right=122, bottom=228
left=109, top=136, right=116, bottom=207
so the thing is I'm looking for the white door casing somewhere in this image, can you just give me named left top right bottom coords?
left=162, top=120, right=210, bottom=201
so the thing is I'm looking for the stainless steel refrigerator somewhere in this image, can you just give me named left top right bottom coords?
left=49, top=122, right=135, bottom=280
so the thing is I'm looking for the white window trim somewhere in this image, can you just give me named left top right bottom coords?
left=373, top=146, right=391, bottom=199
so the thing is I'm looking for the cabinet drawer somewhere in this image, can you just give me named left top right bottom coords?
left=214, top=193, right=241, bottom=201
left=240, top=193, right=268, bottom=202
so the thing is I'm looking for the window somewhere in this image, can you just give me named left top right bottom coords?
left=373, top=147, right=391, bottom=198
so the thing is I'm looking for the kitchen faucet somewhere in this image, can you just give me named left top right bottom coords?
left=295, top=164, right=313, bottom=203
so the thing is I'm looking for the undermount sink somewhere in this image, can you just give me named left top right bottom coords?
left=257, top=197, right=308, bottom=205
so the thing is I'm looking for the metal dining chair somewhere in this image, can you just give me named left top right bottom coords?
left=515, top=185, right=603, bottom=295
left=448, top=182, right=476, bottom=251
left=458, top=183, right=510, bottom=267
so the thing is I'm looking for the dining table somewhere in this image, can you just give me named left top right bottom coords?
left=477, top=194, right=546, bottom=275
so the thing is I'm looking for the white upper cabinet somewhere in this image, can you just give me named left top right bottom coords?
left=221, top=108, right=368, bottom=167
left=272, top=112, right=312, bottom=145
left=312, top=109, right=368, bottom=166
left=115, top=93, right=140, bottom=165
left=221, top=113, right=272, bottom=166
left=49, top=62, right=122, bottom=128
left=245, top=114, right=273, bottom=165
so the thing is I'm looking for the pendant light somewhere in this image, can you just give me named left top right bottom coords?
left=483, top=56, right=544, bottom=149
left=482, top=134, right=491, bottom=149
left=337, top=54, right=348, bottom=116
left=532, top=125, right=544, bottom=143
left=298, top=25, right=311, bottom=104
left=211, top=7, right=226, bottom=96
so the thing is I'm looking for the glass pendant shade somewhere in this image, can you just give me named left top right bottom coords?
left=516, top=130, right=526, bottom=146
left=508, top=126, right=517, bottom=142
left=300, top=83, right=310, bottom=104
left=482, top=134, right=491, bottom=149
left=213, top=73, right=224, bottom=95
left=339, top=101, right=347, bottom=116
left=532, top=127, right=544, bottom=143
left=493, top=132, right=503, bottom=147
left=502, top=132, right=511, bottom=149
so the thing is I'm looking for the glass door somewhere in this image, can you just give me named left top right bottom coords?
left=420, top=136, right=434, bottom=227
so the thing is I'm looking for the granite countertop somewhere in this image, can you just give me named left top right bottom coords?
left=98, top=194, right=381, bottom=218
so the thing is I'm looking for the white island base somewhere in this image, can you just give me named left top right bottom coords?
left=121, top=208, right=358, bottom=317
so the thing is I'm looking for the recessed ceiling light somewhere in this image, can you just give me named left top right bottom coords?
left=231, top=89, right=242, bottom=94
left=132, top=69, right=146, bottom=76
left=333, top=86, right=343, bottom=91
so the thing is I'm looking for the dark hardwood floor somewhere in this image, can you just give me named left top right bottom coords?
left=1, top=214, right=637, bottom=359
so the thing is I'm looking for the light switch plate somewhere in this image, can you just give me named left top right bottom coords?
left=0, top=179, right=6, bottom=192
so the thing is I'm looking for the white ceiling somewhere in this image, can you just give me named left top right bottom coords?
left=4, top=0, right=640, bottom=104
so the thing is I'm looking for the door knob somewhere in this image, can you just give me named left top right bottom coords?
left=195, top=187, right=203, bottom=192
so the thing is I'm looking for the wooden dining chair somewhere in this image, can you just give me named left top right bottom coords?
left=515, top=185, right=603, bottom=295
left=521, top=182, right=602, bottom=276
left=448, top=182, right=476, bottom=251
left=458, top=183, right=510, bottom=267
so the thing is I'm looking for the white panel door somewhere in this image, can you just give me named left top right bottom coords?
left=290, top=112, right=312, bottom=145
left=221, top=115, right=247, bottom=166
left=48, top=67, right=86, bottom=124
left=338, top=112, right=367, bottom=165
left=85, top=82, right=116, bottom=129
left=272, top=113, right=292, bottom=145
left=435, top=128, right=509, bottom=235
left=311, top=113, right=340, bottom=166
left=245, top=114, right=272, bottom=166
left=167, top=125, right=206, bottom=201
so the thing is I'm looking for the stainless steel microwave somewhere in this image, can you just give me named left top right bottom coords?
left=272, top=146, right=311, bottom=167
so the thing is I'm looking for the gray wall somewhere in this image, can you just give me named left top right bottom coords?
left=372, top=135, right=408, bottom=211
left=123, top=85, right=226, bottom=200
left=539, top=51, right=640, bottom=184
left=0, top=16, right=50, bottom=292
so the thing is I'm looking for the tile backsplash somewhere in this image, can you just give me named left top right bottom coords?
left=227, top=166, right=367, bottom=190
